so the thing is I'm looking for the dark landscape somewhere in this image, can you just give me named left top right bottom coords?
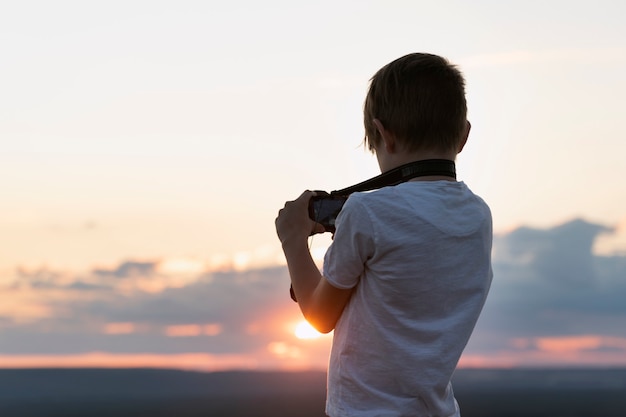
left=0, top=368, right=625, bottom=417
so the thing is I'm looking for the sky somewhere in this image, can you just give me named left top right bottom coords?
left=1, top=0, right=625, bottom=371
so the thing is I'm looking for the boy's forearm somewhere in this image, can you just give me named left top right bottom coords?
left=281, top=236, right=353, bottom=334
left=275, top=190, right=346, bottom=331
left=281, top=239, right=322, bottom=317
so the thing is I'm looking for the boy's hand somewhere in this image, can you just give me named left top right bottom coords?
left=276, top=191, right=325, bottom=246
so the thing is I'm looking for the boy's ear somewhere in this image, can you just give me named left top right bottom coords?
left=458, top=120, right=471, bottom=153
left=372, top=118, right=396, bottom=153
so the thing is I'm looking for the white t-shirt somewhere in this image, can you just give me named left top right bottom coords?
left=323, top=180, right=492, bottom=417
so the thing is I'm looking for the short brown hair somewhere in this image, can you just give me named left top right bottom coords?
left=363, top=53, right=467, bottom=153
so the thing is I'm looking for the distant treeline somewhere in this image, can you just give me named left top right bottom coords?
left=0, top=368, right=625, bottom=417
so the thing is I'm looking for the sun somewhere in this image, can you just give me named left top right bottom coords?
left=294, top=320, right=322, bottom=339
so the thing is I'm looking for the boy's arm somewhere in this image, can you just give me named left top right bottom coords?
left=276, top=191, right=353, bottom=334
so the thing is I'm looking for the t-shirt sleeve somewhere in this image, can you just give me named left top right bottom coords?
left=323, top=195, right=375, bottom=289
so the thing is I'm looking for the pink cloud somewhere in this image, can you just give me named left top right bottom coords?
left=164, top=323, right=223, bottom=338
left=460, top=335, right=626, bottom=368
left=0, top=352, right=260, bottom=372
left=103, top=322, right=135, bottom=335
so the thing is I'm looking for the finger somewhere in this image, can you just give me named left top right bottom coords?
left=310, top=222, right=326, bottom=236
left=298, top=190, right=317, bottom=201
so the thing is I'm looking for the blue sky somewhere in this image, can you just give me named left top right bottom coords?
left=0, top=0, right=625, bottom=369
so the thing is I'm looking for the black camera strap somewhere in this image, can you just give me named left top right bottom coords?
left=330, top=159, right=456, bottom=196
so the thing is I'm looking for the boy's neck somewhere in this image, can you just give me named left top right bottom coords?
left=379, top=149, right=458, bottom=177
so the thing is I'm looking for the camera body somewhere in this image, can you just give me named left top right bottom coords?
left=308, top=191, right=349, bottom=234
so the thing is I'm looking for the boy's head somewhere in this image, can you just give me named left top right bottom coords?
left=363, top=53, right=467, bottom=154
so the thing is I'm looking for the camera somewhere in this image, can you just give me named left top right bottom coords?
left=308, top=191, right=349, bottom=234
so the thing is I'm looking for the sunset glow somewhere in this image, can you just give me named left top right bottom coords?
left=0, top=353, right=261, bottom=372
left=3, top=332, right=626, bottom=372
left=295, top=321, right=324, bottom=340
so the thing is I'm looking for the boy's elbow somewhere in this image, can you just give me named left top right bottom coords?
left=312, top=320, right=335, bottom=334
left=300, top=279, right=350, bottom=334
left=303, top=312, right=337, bottom=334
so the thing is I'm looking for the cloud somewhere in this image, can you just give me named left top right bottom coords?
left=0, top=352, right=263, bottom=372
left=164, top=324, right=222, bottom=338
left=0, top=262, right=300, bottom=358
left=533, top=335, right=626, bottom=353
left=493, top=219, right=612, bottom=285
left=103, top=322, right=135, bottom=335
left=465, top=218, right=626, bottom=362
left=1, top=218, right=625, bottom=368
left=93, top=261, right=158, bottom=278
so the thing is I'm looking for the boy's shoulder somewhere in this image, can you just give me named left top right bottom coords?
left=345, top=181, right=491, bottom=235
left=351, top=180, right=474, bottom=202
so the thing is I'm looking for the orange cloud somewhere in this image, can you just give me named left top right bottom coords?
left=535, top=335, right=603, bottom=352
left=459, top=335, right=626, bottom=368
left=267, top=342, right=302, bottom=359
left=0, top=352, right=260, bottom=372
left=103, top=322, right=135, bottom=335
left=460, top=348, right=626, bottom=368
left=164, top=323, right=223, bottom=337
left=533, top=335, right=626, bottom=353
left=165, top=325, right=202, bottom=337
left=0, top=288, right=55, bottom=324
left=156, top=257, right=206, bottom=276
left=203, top=324, right=222, bottom=336
left=458, top=354, right=519, bottom=369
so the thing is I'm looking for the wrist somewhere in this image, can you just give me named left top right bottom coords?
left=281, top=235, right=309, bottom=253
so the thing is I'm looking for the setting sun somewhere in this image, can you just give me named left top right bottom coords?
left=295, top=321, right=323, bottom=339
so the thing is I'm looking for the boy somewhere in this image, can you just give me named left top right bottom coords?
left=275, top=53, right=492, bottom=417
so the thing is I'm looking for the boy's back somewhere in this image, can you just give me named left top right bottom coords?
left=324, top=180, right=492, bottom=416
